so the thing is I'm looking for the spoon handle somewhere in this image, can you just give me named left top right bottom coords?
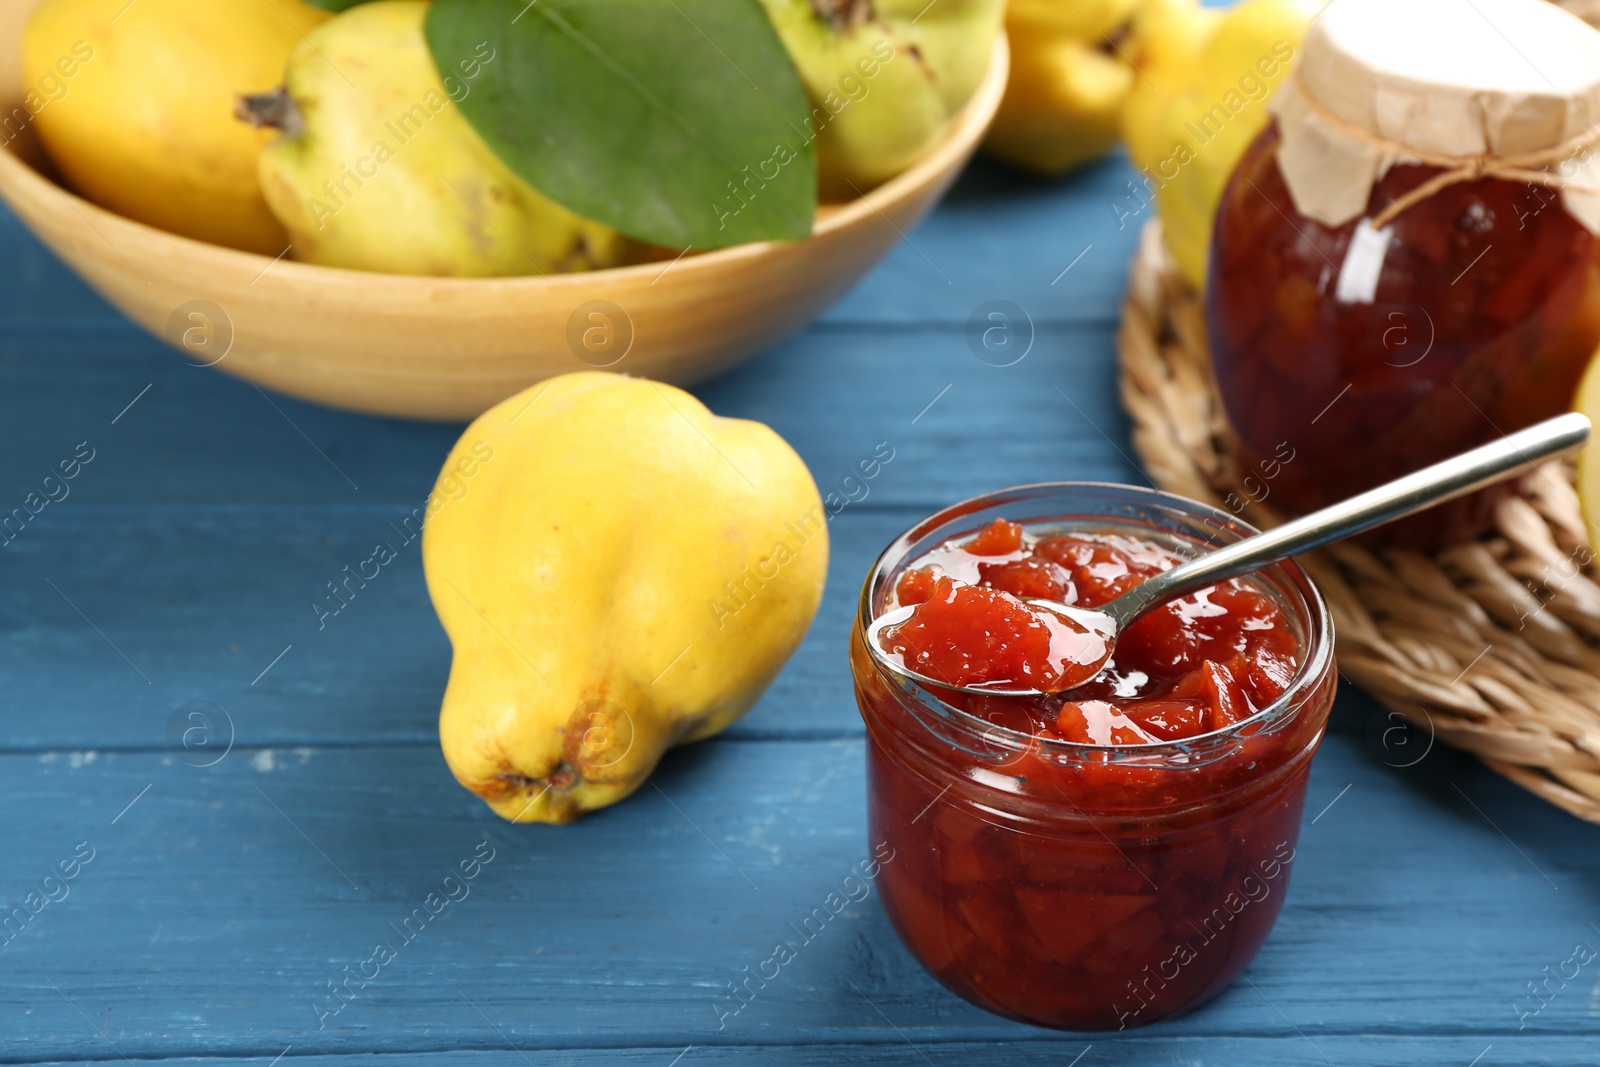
left=1106, top=412, right=1592, bottom=626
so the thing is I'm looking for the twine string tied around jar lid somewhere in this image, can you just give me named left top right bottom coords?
left=1289, top=71, right=1600, bottom=229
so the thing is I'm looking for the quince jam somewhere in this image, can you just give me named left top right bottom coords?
left=1208, top=122, right=1600, bottom=546
left=852, top=514, right=1335, bottom=1031
left=880, top=519, right=1297, bottom=721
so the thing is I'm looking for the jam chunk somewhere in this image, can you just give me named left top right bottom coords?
left=881, top=575, right=1111, bottom=692
left=885, top=523, right=1300, bottom=740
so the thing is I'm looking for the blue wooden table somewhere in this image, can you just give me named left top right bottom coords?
left=1, top=151, right=1596, bottom=1067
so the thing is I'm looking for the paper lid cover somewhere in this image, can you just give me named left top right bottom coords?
left=1270, top=0, right=1600, bottom=233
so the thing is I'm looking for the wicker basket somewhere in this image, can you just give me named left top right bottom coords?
left=1117, top=221, right=1600, bottom=823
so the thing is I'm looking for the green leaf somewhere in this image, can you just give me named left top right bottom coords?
left=426, top=0, right=816, bottom=250
left=301, top=0, right=376, bottom=10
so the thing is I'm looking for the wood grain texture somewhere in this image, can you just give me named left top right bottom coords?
left=0, top=143, right=1594, bottom=1064
left=0, top=317, right=1139, bottom=510
left=9, top=1042, right=1600, bottom=1067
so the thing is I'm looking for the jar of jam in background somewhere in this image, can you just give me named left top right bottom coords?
left=1206, top=0, right=1600, bottom=546
left=850, top=484, right=1336, bottom=1031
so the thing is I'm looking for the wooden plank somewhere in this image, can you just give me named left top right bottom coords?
left=0, top=505, right=903, bottom=747
left=816, top=154, right=1142, bottom=327
left=4, top=1036, right=1588, bottom=1067
left=0, top=316, right=1140, bottom=514
left=0, top=736, right=1591, bottom=1060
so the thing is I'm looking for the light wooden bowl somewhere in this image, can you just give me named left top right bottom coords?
left=0, top=3, right=1007, bottom=421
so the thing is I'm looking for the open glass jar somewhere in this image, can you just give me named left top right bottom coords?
left=850, top=484, right=1335, bottom=1030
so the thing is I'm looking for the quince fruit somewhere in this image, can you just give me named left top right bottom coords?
left=244, top=0, right=639, bottom=277
left=1120, top=0, right=1221, bottom=173
left=21, top=0, right=328, bottom=254
left=1122, top=0, right=1323, bottom=290
left=983, top=0, right=1141, bottom=175
left=1574, top=350, right=1600, bottom=550
left=423, top=372, right=829, bottom=823
left=758, top=0, right=1003, bottom=201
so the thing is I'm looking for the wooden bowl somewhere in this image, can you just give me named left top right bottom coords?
left=0, top=2, right=1007, bottom=420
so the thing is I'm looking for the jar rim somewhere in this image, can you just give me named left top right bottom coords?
left=854, top=480, right=1335, bottom=759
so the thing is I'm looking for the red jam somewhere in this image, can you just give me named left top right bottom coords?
left=881, top=570, right=1112, bottom=693
left=853, top=515, right=1335, bottom=1031
left=881, top=519, right=1298, bottom=735
left=1208, top=122, right=1600, bottom=546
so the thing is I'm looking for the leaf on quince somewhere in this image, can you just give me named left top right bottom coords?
left=301, top=0, right=376, bottom=10
left=426, top=0, right=817, bottom=249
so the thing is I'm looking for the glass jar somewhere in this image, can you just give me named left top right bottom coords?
left=850, top=483, right=1336, bottom=1031
left=1208, top=121, right=1600, bottom=546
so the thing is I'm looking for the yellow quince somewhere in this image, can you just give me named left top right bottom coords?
left=984, top=0, right=1142, bottom=175
left=1123, top=0, right=1324, bottom=290
left=1120, top=0, right=1221, bottom=174
left=757, top=0, right=1003, bottom=200
left=22, top=0, right=329, bottom=254
left=247, top=0, right=638, bottom=277
left=423, top=373, right=829, bottom=823
left=1573, top=351, right=1600, bottom=550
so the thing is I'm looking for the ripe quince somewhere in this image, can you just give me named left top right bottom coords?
left=21, top=0, right=328, bottom=254
left=983, top=0, right=1141, bottom=175
left=758, top=0, right=1003, bottom=201
left=423, top=373, right=829, bottom=823
left=1574, top=352, right=1600, bottom=550
left=1120, top=0, right=1221, bottom=172
left=1122, top=0, right=1323, bottom=290
left=245, top=0, right=638, bottom=277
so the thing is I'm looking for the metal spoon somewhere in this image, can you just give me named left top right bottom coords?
left=866, top=412, right=1592, bottom=697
